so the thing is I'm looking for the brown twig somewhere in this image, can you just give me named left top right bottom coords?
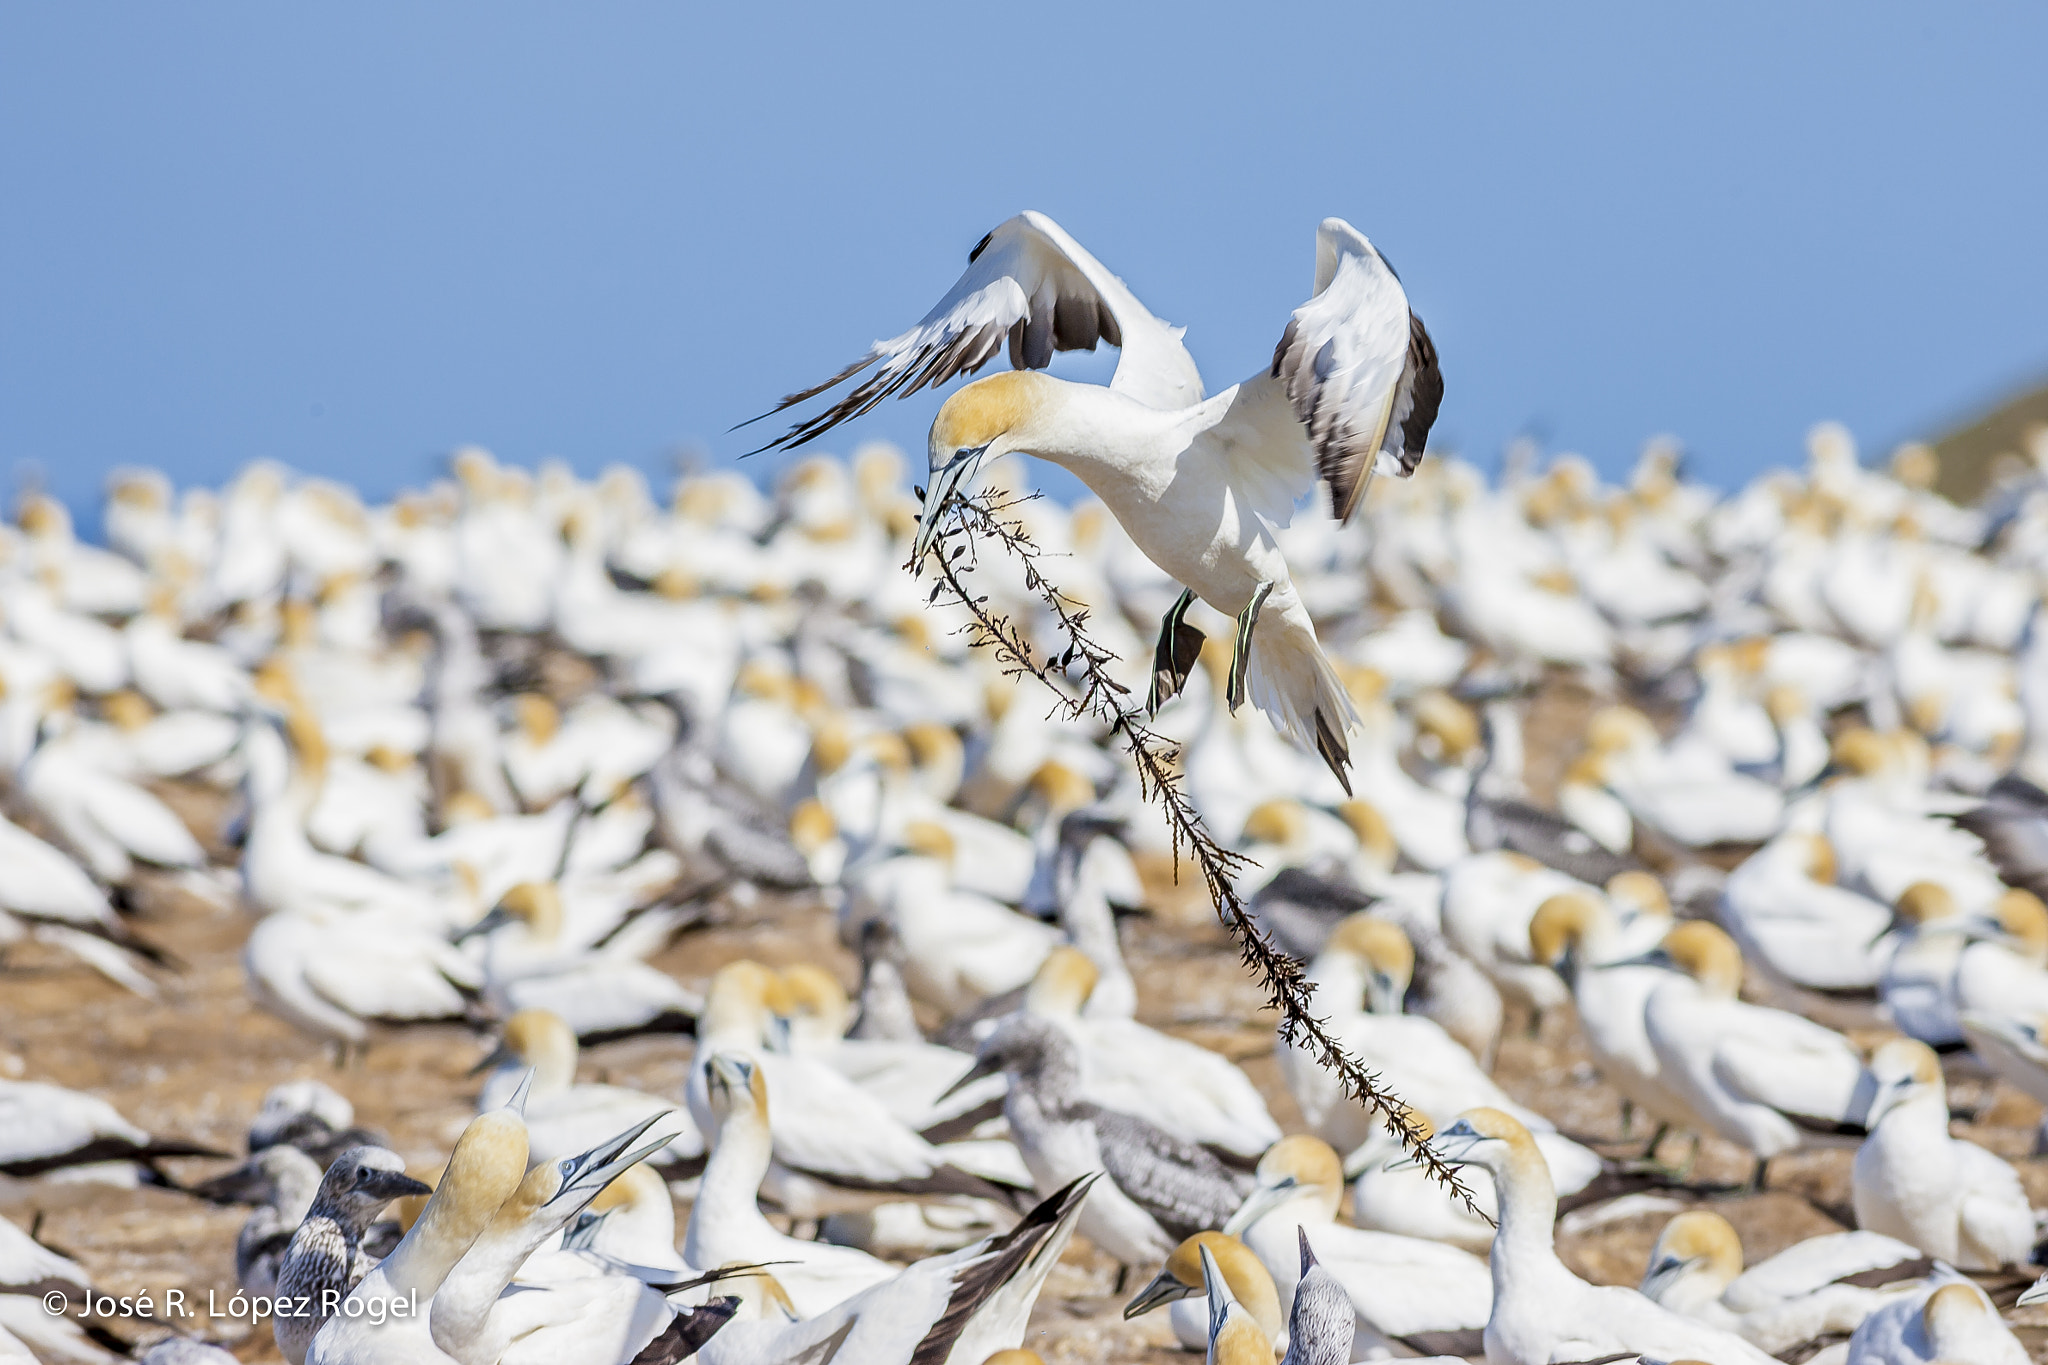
left=910, top=488, right=1483, bottom=1215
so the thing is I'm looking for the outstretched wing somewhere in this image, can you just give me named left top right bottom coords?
left=747, top=211, right=1205, bottom=452
left=1270, top=218, right=1442, bottom=521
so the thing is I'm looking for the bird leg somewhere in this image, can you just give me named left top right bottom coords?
left=1747, top=1154, right=1771, bottom=1195
left=1225, top=581, right=1275, bottom=715
left=1619, top=1097, right=1636, bottom=1137
left=1147, top=588, right=1205, bottom=717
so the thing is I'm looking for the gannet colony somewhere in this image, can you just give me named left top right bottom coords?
left=2, top=212, right=2048, bottom=1364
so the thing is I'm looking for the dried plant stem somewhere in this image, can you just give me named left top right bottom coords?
left=911, top=488, right=1482, bottom=1213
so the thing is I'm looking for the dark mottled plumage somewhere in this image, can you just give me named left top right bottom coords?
left=272, top=1146, right=429, bottom=1365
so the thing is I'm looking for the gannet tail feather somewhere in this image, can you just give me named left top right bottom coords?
left=1245, top=618, right=1358, bottom=792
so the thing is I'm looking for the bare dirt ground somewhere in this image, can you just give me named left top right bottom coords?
left=5, top=781, right=2048, bottom=1362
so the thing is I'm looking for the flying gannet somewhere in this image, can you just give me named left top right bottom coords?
left=752, top=212, right=1441, bottom=788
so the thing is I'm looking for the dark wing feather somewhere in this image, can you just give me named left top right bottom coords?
left=909, top=1175, right=1095, bottom=1365
left=1085, top=1107, right=1245, bottom=1239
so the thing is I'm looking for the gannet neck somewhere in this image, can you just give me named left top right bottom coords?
left=377, top=1111, right=528, bottom=1301
left=991, top=376, right=1193, bottom=495
left=430, top=1162, right=558, bottom=1361
left=692, top=1067, right=775, bottom=1243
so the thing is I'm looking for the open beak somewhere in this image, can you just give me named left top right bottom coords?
left=936, top=1053, right=1000, bottom=1105
left=911, top=446, right=987, bottom=565
left=2019, top=1274, right=2048, bottom=1307
left=1121, top=1267, right=1193, bottom=1319
left=552, top=1111, right=679, bottom=1206
left=1596, top=947, right=1671, bottom=972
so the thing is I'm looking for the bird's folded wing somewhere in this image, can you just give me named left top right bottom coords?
left=1086, top=1107, right=1241, bottom=1237
left=1270, top=218, right=1440, bottom=522
left=748, top=211, right=1203, bottom=451
left=1710, top=1019, right=1860, bottom=1122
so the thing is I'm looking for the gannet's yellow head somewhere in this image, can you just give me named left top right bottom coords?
left=1640, top=1210, right=1744, bottom=1301
left=702, top=960, right=777, bottom=1045
left=768, top=964, right=852, bottom=1046
left=979, top=1353, right=1045, bottom=1365
left=903, top=722, right=965, bottom=798
left=1922, top=1281, right=1998, bottom=1353
left=587, top=1161, right=667, bottom=1219
left=1528, top=892, right=1606, bottom=970
left=1585, top=705, right=1658, bottom=754
left=1325, top=914, right=1413, bottom=1013
left=102, top=690, right=155, bottom=732
left=1025, top=945, right=1099, bottom=1019
left=787, top=799, right=837, bottom=857
left=703, top=1052, right=771, bottom=1136
left=1241, top=798, right=1307, bottom=850
left=493, top=882, right=564, bottom=943
left=1121, top=1231, right=1283, bottom=1346
left=1199, top=1244, right=1275, bottom=1365
left=1424, top=1107, right=1550, bottom=1188
left=902, top=818, right=958, bottom=869
left=1336, top=800, right=1398, bottom=873
left=481, top=1009, right=579, bottom=1094
left=1412, top=689, right=1480, bottom=764
left=512, top=693, right=560, bottom=747
left=1830, top=726, right=1891, bottom=778
left=1657, top=921, right=1745, bottom=1000
left=1763, top=683, right=1809, bottom=727
left=1995, top=889, right=2048, bottom=965
left=917, top=371, right=1058, bottom=560
left=1025, top=758, right=1096, bottom=820
left=1860, top=1036, right=1945, bottom=1127
left=718, top=1259, right=799, bottom=1323
left=1893, top=881, right=1960, bottom=928
left=402, top=1108, right=530, bottom=1274
left=1222, top=1134, right=1344, bottom=1237
left=1606, top=870, right=1670, bottom=921
left=1799, top=832, right=1838, bottom=885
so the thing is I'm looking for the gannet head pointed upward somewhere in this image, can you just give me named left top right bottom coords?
left=375, top=1105, right=529, bottom=1299
left=1122, top=1231, right=1283, bottom=1345
left=916, top=371, right=1062, bottom=559
left=700, top=959, right=777, bottom=1051
left=1287, top=1228, right=1356, bottom=1365
left=1198, top=1242, right=1274, bottom=1365
left=1638, top=1210, right=1744, bottom=1308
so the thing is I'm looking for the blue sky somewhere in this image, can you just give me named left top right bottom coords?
left=3, top=4, right=2044, bottom=520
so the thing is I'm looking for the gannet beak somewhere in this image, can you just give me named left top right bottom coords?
left=454, top=903, right=514, bottom=944
left=1867, top=910, right=1904, bottom=949
left=1296, top=1225, right=1318, bottom=1274
left=563, top=1208, right=607, bottom=1251
left=504, top=1066, right=536, bottom=1115
left=1595, top=946, right=1671, bottom=972
left=1122, top=1267, right=1194, bottom=1319
left=936, top=1052, right=1000, bottom=1104
left=469, top=1041, right=517, bottom=1077
left=1365, top=970, right=1404, bottom=1017
left=911, top=445, right=987, bottom=565
left=552, top=1111, right=677, bottom=1204
left=1198, top=1245, right=1229, bottom=1340
left=1637, top=1252, right=1693, bottom=1301
left=365, top=1168, right=434, bottom=1202
left=2018, top=1274, right=2048, bottom=1307
left=189, top=1158, right=276, bottom=1205
left=1221, top=1175, right=1295, bottom=1237
left=1843, top=1070, right=1889, bottom=1129
left=1390, top=1123, right=1480, bottom=1171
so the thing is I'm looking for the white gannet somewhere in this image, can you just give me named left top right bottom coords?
left=1528, top=888, right=1695, bottom=1146
left=1850, top=1037, right=2034, bottom=1270
left=683, top=1053, right=898, bottom=1318
left=1417, top=1108, right=1779, bottom=1365
left=0, top=1076, right=225, bottom=1179
left=1121, top=1230, right=1285, bottom=1354
left=755, top=211, right=1442, bottom=787
left=428, top=1114, right=682, bottom=1365
left=685, top=961, right=1027, bottom=1215
left=1637, top=1209, right=1930, bottom=1356
left=1846, top=1275, right=2028, bottom=1365
left=694, top=1174, right=1092, bottom=1365
left=273, top=1145, right=435, bottom=1364
left=1223, top=1134, right=1491, bottom=1359
left=1629, top=921, right=1871, bottom=1186
left=1022, top=947, right=1280, bottom=1160
left=1279, top=914, right=1602, bottom=1191
left=473, top=1010, right=706, bottom=1168
left=306, top=1105, right=531, bottom=1365
left=948, top=1014, right=1245, bottom=1267
left=1717, top=830, right=1893, bottom=1018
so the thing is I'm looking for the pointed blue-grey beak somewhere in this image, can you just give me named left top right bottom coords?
left=912, top=445, right=988, bottom=565
left=551, top=1111, right=678, bottom=1206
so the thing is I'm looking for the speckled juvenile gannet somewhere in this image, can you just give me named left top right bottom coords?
left=947, top=1014, right=1245, bottom=1267
left=305, top=1106, right=531, bottom=1365
left=1850, top=1037, right=2034, bottom=1269
left=753, top=212, right=1442, bottom=788
left=1416, top=1108, right=1779, bottom=1365
left=274, top=1146, right=433, bottom=1365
